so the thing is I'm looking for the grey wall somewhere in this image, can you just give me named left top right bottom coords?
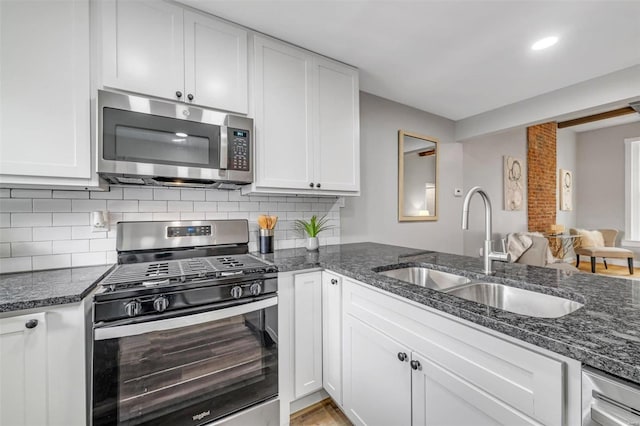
left=341, top=92, right=463, bottom=254
left=461, top=127, right=528, bottom=256
left=557, top=129, right=577, bottom=229
left=575, top=121, right=640, bottom=259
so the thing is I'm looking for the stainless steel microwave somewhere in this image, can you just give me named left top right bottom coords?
left=97, top=90, right=253, bottom=189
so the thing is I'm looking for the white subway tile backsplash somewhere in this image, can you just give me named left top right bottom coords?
left=0, top=227, right=32, bottom=243
left=123, top=188, right=152, bottom=200
left=72, top=252, right=106, bottom=267
left=180, top=212, right=206, bottom=220
left=194, top=202, right=218, bottom=212
left=0, top=256, right=31, bottom=273
left=205, top=191, right=229, bottom=202
left=53, top=190, right=89, bottom=199
left=12, top=213, right=52, bottom=227
left=12, top=241, right=52, bottom=257
left=139, top=201, right=167, bottom=212
left=72, top=199, right=107, bottom=212
left=107, top=200, right=138, bottom=212
left=33, top=254, right=71, bottom=270
left=53, top=239, right=89, bottom=254
left=33, top=227, right=71, bottom=241
left=72, top=226, right=107, bottom=240
left=0, top=199, right=32, bottom=213
left=181, top=189, right=206, bottom=201
left=90, top=239, right=116, bottom=252
left=33, top=199, right=72, bottom=212
left=0, top=186, right=341, bottom=273
left=168, top=201, right=194, bottom=212
left=90, top=187, right=123, bottom=199
left=11, top=189, right=52, bottom=198
left=153, top=188, right=181, bottom=200
left=52, top=212, right=89, bottom=226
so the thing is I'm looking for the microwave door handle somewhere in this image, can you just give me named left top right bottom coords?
left=220, top=126, right=228, bottom=170
left=94, top=296, right=276, bottom=340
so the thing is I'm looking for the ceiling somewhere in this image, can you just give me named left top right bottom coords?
left=179, top=0, right=640, bottom=121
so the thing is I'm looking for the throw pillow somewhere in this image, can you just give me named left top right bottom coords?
left=577, top=229, right=605, bottom=247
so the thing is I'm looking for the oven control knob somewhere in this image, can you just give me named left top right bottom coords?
left=250, top=283, right=261, bottom=296
left=153, top=296, right=169, bottom=313
left=230, top=286, right=243, bottom=299
left=124, top=301, right=142, bottom=317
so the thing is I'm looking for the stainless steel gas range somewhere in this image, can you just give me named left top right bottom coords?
left=91, top=220, right=279, bottom=426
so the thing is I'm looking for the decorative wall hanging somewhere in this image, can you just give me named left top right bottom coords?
left=560, top=169, right=573, bottom=211
left=504, top=156, right=524, bottom=211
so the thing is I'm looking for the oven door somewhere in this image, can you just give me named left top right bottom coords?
left=92, top=297, right=278, bottom=426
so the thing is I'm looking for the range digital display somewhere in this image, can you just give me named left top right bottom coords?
left=167, top=226, right=211, bottom=237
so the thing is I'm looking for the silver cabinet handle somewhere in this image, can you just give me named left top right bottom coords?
left=25, top=319, right=38, bottom=329
left=331, top=278, right=338, bottom=285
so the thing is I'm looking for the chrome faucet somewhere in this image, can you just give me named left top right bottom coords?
left=461, top=186, right=511, bottom=274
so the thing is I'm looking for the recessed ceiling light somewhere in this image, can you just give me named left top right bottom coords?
left=531, top=36, right=559, bottom=51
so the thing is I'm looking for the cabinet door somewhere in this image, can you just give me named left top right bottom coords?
left=184, top=11, right=247, bottom=113
left=411, top=352, right=540, bottom=426
left=315, top=57, right=360, bottom=192
left=0, top=312, right=47, bottom=426
left=253, top=36, right=314, bottom=190
left=343, top=315, right=411, bottom=426
left=322, top=272, right=343, bottom=405
left=0, top=0, right=90, bottom=179
left=101, top=0, right=184, bottom=101
left=293, top=272, right=323, bottom=399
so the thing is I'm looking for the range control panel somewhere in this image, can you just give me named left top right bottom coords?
left=167, top=225, right=212, bottom=238
left=227, top=128, right=250, bottom=171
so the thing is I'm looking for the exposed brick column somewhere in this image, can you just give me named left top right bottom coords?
left=527, top=122, right=556, bottom=232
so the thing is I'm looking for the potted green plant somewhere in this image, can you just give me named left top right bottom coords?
left=294, top=215, right=333, bottom=251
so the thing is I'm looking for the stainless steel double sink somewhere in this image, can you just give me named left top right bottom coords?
left=377, top=266, right=583, bottom=318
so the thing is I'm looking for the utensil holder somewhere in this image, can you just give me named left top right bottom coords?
left=259, top=228, right=274, bottom=254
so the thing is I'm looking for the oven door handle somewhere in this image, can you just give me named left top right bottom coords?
left=94, top=296, right=276, bottom=340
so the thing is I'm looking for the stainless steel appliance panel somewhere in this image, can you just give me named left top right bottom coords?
left=582, top=367, right=640, bottom=426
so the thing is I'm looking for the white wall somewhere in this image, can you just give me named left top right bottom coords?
left=575, top=121, right=640, bottom=258
left=557, top=129, right=577, bottom=229
left=341, top=92, right=463, bottom=254
left=461, top=127, right=528, bottom=256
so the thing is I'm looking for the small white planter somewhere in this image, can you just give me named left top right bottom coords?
left=306, top=236, right=319, bottom=251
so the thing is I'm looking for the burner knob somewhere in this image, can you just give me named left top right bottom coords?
left=124, top=301, right=142, bottom=317
left=230, top=286, right=243, bottom=299
left=250, top=283, right=261, bottom=296
left=153, top=296, right=169, bottom=313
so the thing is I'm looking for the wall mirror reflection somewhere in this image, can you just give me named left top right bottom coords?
left=398, top=130, right=439, bottom=222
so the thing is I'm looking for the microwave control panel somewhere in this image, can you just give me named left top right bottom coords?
left=227, top=129, right=250, bottom=171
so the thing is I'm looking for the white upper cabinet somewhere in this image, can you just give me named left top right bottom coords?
left=247, top=35, right=360, bottom=196
left=253, top=36, right=314, bottom=190
left=101, top=0, right=184, bottom=102
left=315, top=57, right=360, bottom=192
left=0, top=0, right=91, bottom=182
left=101, top=0, right=248, bottom=114
left=184, top=11, right=247, bottom=114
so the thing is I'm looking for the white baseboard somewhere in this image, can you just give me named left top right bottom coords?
left=289, top=389, right=329, bottom=415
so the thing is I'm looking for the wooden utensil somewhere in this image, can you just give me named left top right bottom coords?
left=269, top=216, right=278, bottom=229
left=258, top=215, right=268, bottom=230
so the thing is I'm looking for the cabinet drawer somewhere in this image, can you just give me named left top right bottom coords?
left=343, top=279, right=564, bottom=426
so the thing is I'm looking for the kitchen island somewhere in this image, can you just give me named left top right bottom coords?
left=257, top=242, right=640, bottom=386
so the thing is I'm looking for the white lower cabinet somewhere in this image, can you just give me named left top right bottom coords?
left=293, top=272, right=323, bottom=399
left=322, top=272, right=343, bottom=405
left=0, top=302, right=87, bottom=426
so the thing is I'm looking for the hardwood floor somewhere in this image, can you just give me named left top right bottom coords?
left=576, top=261, right=640, bottom=279
left=290, top=398, right=352, bottom=426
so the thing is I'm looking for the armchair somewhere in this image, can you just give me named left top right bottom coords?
left=569, top=228, right=635, bottom=274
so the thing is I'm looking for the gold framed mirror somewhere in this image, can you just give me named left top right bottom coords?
left=398, top=130, right=439, bottom=222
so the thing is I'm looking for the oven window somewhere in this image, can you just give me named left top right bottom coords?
left=102, top=107, right=220, bottom=169
left=93, top=305, right=277, bottom=426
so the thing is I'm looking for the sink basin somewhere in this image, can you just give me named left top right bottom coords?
left=378, top=267, right=471, bottom=291
left=445, top=282, right=583, bottom=318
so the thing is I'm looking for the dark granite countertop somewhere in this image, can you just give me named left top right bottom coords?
left=0, top=265, right=114, bottom=313
left=254, top=242, right=640, bottom=385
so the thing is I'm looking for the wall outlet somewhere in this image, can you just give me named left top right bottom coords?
left=454, top=188, right=463, bottom=197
